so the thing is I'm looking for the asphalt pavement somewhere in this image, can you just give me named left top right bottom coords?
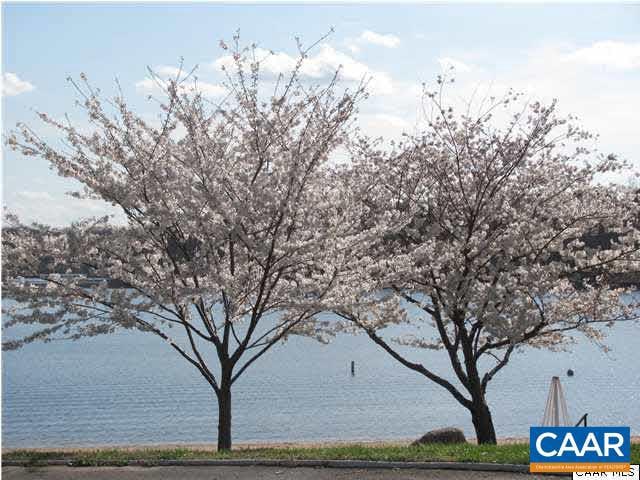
left=2, top=466, right=565, bottom=479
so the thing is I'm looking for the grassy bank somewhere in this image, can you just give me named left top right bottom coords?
left=4, top=443, right=640, bottom=467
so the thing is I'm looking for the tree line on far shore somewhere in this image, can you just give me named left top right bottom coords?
left=6, top=222, right=640, bottom=288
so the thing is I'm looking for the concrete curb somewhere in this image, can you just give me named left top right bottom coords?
left=1, top=458, right=565, bottom=475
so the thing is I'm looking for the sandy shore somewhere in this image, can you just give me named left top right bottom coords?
left=2, top=439, right=410, bottom=454
left=4, top=436, right=639, bottom=453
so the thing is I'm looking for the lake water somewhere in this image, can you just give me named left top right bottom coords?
left=2, top=307, right=639, bottom=448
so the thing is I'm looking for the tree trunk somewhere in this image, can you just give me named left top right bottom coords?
left=470, top=400, right=497, bottom=444
left=217, top=384, right=232, bottom=451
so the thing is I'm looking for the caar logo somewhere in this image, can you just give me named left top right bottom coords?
left=530, top=426, right=631, bottom=473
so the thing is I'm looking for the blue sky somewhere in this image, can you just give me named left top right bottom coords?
left=3, top=3, right=640, bottom=225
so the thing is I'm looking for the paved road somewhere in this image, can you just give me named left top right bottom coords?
left=2, top=466, right=563, bottom=479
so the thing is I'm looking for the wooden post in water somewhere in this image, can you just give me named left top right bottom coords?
left=350, top=361, right=355, bottom=376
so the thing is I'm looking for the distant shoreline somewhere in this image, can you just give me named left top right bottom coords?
left=4, top=436, right=640, bottom=453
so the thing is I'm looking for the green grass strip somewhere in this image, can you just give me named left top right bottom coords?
left=4, top=443, right=640, bottom=467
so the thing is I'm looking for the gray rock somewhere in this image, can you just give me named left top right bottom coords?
left=412, top=427, right=467, bottom=445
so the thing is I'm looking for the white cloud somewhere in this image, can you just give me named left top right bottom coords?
left=135, top=67, right=226, bottom=98
left=352, top=40, right=640, bottom=176
left=360, top=113, right=414, bottom=141
left=359, top=30, right=401, bottom=49
left=437, top=57, right=472, bottom=73
left=2, top=72, right=35, bottom=97
left=563, top=41, right=640, bottom=70
left=135, top=78, right=158, bottom=93
left=9, top=191, right=124, bottom=226
left=213, top=45, right=394, bottom=95
left=16, top=191, right=55, bottom=202
left=346, top=43, right=361, bottom=55
left=194, top=80, right=227, bottom=98
left=214, top=48, right=293, bottom=76
left=344, top=30, right=401, bottom=54
left=419, top=42, right=640, bottom=175
left=154, top=65, right=182, bottom=77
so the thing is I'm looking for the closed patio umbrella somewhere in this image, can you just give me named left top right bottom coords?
left=541, top=376, right=571, bottom=427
